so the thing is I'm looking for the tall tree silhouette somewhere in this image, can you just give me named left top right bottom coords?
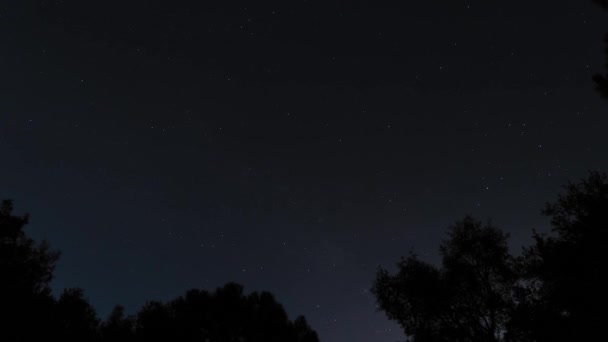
left=0, top=199, right=61, bottom=340
left=0, top=200, right=59, bottom=296
left=515, top=171, right=608, bottom=341
left=372, top=216, right=517, bottom=342
left=592, top=0, right=608, bottom=98
left=373, top=172, right=608, bottom=341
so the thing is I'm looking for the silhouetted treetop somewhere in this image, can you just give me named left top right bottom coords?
left=542, top=171, right=608, bottom=237
left=517, top=171, right=608, bottom=341
left=0, top=199, right=60, bottom=296
left=1, top=198, right=320, bottom=342
left=1, top=199, right=63, bottom=340
left=56, top=288, right=100, bottom=341
left=134, top=282, right=319, bottom=342
left=101, top=305, right=134, bottom=342
left=373, top=172, right=608, bottom=342
left=372, top=216, right=516, bottom=342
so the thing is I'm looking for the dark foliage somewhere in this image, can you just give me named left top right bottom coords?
left=0, top=200, right=60, bottom=296
left=593, top=0, right=608, bottom=98
left=132, top=283, right=319, bottom=342
left=101, top=305, right=135, bottom=342
left=4, top=172, right=606, bottom=342
left=0, top=199, right=61, bottom=341
left=515, top=171, right=608, bottom=341
left=373, top=172, right=608, bottom=342
left=372, top=216, right=516, bottom=342
left=594, top=0, right=608, bottom=10
left=592, top=34, right=608, bottom=99
left=0, top=199, right=318, bottom=342
left=56, top=288, right=101, bottom=341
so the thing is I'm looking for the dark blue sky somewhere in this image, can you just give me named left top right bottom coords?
left=1, top=1, right=607, bottom=341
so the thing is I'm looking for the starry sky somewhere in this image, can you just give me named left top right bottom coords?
left=1, top=1, right=607, bottom=341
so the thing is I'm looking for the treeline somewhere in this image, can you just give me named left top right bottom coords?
left=0, top=172, right=608, bottom=342
left=372, top=171, right=608, bottom=341
left=4, top=172, right=606, bottom=342
left=2, top=172, right=607, bottom=342
left=0, top=200, right=319, bottom=342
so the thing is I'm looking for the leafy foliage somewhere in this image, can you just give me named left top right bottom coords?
left=372, top=216, right=516, bottom=342
left=0, top=199, right=61, bottom=340
left=517, top=172, right=608, bottom=341
left=133, top=283, right=319, bottom=342
left=0, top=200, right=60, bottom=296
left=0, top=199, right=319, bottom=341
left=373, top=172, right=608, bottom=342
left=56, top=288, right=101, bottom=341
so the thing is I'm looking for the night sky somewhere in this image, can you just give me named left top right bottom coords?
left=1, top=1, right=607, bottom=341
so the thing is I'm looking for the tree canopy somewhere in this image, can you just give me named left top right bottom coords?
left=0, top=199, right=60, bottom=341
left=130, top=283, right=319, bottom=342
left=515, top=172, right=608, bottom=341
left=373, top=172, right=608, bottom=342
left=0, top=199, right=319, bottom=342
left=372, top=217, right=516, bottom=342
left=0, top=200, right=60, bottom=296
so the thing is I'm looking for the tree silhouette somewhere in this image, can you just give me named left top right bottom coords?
left=592, top=0, right=608, bottom=98
left=133, top=282, right=319, bottom=342
left=514, top=171, right=608, bottom=341
left=56, top=288, right=100, bottom=341
left=0, top=199, right=61, bottom=340
left=135, top=300, right=175, bottom=341
left=372, top=216, right=517, bottom=342
left=373, top=172, right=608, bottom=342
left=0, top=200, right=60, bottom=296
left=100, top=305, right=135, bottom=342
left=1, top=198, right=320, bottom=341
